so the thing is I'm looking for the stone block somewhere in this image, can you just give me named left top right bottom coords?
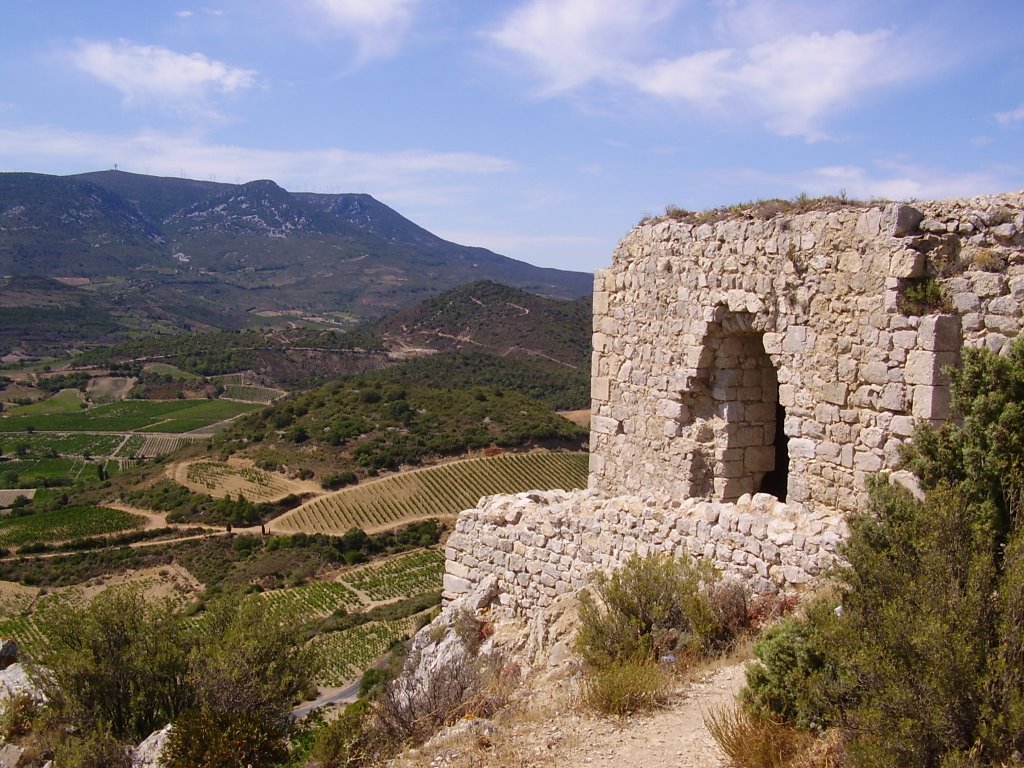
left=788, top=438, right=815, bottom=459
left=912, top=386, right=952, bottom=421
left=918, top=315, right=961, bottom=352
left=971, top=272, right=1007, bottom=297
left=591, top=415, right=621, bottom=435
left=889, top=248, right=925, bottom=277
left=879, top=383, right=907, bottom=411
left=443, top=573, right=473, bottom=595
left=905, top=350, right=957, bottom=386
left=592, top=377, right=610, bottom=401
left=860, top=361, right=889, bottom=384
left=888, top=203, right=924, bottom=237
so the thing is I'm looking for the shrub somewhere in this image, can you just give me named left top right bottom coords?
left=583, top=658, right=669, bottom=716
left=311, top=699, right=372, bottom=767
left=743, top=598, right=845, bottom=732
left=0, top=691, right=39, bottom=740
left=897, top=277, right=952, bottom=315
left=52, top=722, right=132, bottom=768
left=704, top=703, right=819, bottom=768
left=163, top=708, right=288, bottom=768
left=575, top=552, right=721, bottom=668
left=373, top=652, right=510, bottom=749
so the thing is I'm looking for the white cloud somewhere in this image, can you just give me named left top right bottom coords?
left=488, top=0, right=680, bottom=94
left=798, top=162, right=1019, bottom=202
left=176, top=10, right=194, bottom=17
left=0, top=124, right=513, bottom=208
left=308, top=0, right=421, bottom=62
left=68, top=40, right=257, bottom=117
left=995, top=104, right=1024, bottom=126
left=489, top=0, right=928, bottom=140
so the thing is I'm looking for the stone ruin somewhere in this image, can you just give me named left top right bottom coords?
left=444, top=191, right=1024, bottom=609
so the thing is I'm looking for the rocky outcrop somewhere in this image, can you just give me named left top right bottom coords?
left=132, top=724, right=172, bottom=768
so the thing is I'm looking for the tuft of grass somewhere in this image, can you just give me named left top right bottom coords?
left=704, top=703, right=822, bottom=768
left=656, top=192, right=877, bottom=226
left=897, top=277, right=953, bottom=315
left=583, top=659, right=669, bottom=716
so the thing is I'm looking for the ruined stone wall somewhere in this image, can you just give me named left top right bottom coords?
left=444, top=489, right=844, bottom=605
left=591, top=192, right=1024, bottom=515
left=444, top=191, right=1024, bottom=611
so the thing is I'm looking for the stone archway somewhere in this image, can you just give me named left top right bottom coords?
left=677, top=310, right=788, bottom=502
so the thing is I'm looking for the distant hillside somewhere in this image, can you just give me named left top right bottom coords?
left=0, top=170, right=592, bottom=354
left=73, top=280, right=593, bottom=408
left=369, top=280, right=591, bottom=368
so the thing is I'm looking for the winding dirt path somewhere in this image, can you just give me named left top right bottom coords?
left=550, top=664, right=745, bottom=768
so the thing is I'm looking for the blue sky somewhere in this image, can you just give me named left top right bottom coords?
left=1, top=0, right=1022, bottom=273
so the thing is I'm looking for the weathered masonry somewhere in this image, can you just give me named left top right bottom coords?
left=445, top=192, right=1024, bottom=607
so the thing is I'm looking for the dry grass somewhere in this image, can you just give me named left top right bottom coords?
left=704, top=702, right=843, bottom=768
left=583, top=659, right=670, bottom=716
left=649, top=193, right=882, bottom=227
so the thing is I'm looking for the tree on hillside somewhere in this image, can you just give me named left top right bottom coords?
left=27, top=588, right=315, bottom=766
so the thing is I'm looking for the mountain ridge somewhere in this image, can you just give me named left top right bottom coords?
left=0, top=170, right=593, bottom=354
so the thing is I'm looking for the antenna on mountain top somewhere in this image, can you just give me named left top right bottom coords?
left=114, top=164, right=118, bottom=171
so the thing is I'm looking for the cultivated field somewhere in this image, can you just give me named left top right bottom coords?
left=137, top=435, right=203, bottom=459
left=339, top=549, right=444, bottom=602
left=269, top=451, right=589, bottom=535
left=0, top=399, right=257, bottom=433
left=170, top=459, right=321, bottom=501
left=310, top=618, right=419, bottom=686
left=257, top=581, right=361, bottom=620
left=0, top=505, right=144, bottom=547
left=0, top=433, right=124, bottom=457
left=2, top=389, right=84, bottom=417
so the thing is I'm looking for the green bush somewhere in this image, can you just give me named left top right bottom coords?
left=739, top=336, right=1024, bottom=767
left=575, top=552, right=721, bottom=668
left=163, top=708, right=288, bottom=768
left=745, top=593, right=847, bottom=733
left=52, top=722, right=132, bottom=768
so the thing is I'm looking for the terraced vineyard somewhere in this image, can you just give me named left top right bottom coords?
left=137, top=435, right=199, bottom=458
left=271, top=451, right=588, bottom=535
left=340, top=549, right=444, bottom=602
left=310, top=618, right=418, bottom=686
left=0, top=505, right=144, bottom=547
left=256, top=581, right=361, bottom=620
left=176, top=459, right=306, bottom=501
left=0, top=590, right=80, bottom=650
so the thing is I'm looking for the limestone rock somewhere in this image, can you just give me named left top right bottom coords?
left=132, top=724, right=173, bottom=768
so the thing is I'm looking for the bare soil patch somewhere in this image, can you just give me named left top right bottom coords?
left=558, top=409, right=590, bottom=427
left=85, top=376, right=135, bottom=403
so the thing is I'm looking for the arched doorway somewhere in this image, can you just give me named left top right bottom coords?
left=678, top=311, right=789, bottom=502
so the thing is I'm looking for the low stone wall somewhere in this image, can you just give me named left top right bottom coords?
left=443, top=488, right=846, bottom=610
